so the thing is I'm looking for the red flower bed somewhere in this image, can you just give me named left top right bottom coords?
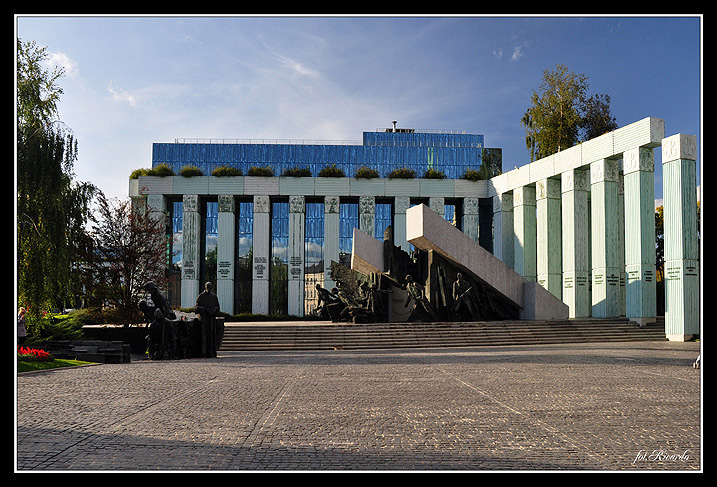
left=17, top=346, right=52, bottom=362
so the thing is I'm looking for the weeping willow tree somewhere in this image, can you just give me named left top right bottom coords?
left=17, top=39, right=95, bottom=316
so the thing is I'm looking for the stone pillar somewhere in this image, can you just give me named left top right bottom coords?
left=536, top=178, right=562, bottom=298
left=622, top=147, right=656, bottom=325
left=561, top=169, right=590, bottom=318
left=462, top=197, right=480, bottom=243
left=513, top=185, right=536, bottom=282
left=216, top=195, right=235, bottom=314
left=181, top=194, right=200, bottom=309
left=287, top=196, right=305, bottom=317
left=590, top=159, right=621, bottom=318
left=661, top=134, right=700, bottom=341
left=617, top=176, right=626, bottom=316
left=252, top=195, right=270, bottom=315
left=393, top=196, right=411, bottom=252
left=323, top=196, right=340, bottom=289
left=492, top=192, right=514, bottom=268
left=359, top=195, right=375, bottom=238
left=429, top=196, right=445, bottom=218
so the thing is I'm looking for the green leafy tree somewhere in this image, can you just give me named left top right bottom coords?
left=521, top=64, right=617, bottom=162
left=81, top=193, right=169, bottom=325
left=17, top=39, right=96, bottom=316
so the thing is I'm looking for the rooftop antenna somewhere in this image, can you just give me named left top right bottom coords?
left=392, top=121, right=397, bottom=132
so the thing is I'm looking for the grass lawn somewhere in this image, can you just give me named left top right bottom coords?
left=17, top=358, right=95, bottom=373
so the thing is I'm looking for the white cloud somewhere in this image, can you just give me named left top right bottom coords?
left=107, top=82, right=136, bottom=107
left=43, top=50, right=78, bottom=77
left=510, top=46, right=524, bottom=62
left=492, top=49, right=503, bottom=60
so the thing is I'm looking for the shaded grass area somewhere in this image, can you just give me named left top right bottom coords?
left=17, top=358, right=95, bottom=373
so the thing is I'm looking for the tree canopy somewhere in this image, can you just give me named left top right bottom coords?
left=17, top=39, right=96, bottom=314
left=521, top=64, right=618, bottom=162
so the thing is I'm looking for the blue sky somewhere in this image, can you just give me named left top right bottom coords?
left=16, top=15, right=701, bottom=203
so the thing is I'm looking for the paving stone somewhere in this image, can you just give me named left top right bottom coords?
left=16, top=341, right=701, bottom=471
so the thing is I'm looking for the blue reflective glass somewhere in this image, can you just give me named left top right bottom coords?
left=374, top=202, right=393, bottom=241
left=152, top=130, right=485, bottom=179
left=339, top=201, right=358, bottom=262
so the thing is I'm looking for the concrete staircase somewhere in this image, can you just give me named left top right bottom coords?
left=219, top=317, right=667, bottom=351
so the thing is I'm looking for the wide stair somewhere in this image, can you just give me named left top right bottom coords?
left=219, top=317, right=667, bottom=351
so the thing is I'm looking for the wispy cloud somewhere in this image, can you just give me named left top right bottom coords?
left=510, top=46, right=524, bottom=62
left=43, top=50, right=79, bottom=77
left=107, top=82, right=136, bottom=107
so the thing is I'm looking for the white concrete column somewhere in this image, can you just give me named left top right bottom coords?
left=462, top=197, right=480, bottom=243
left=181, top=194, right=201, bottom=309
left=359, top=195, right=375, bottom=238
left=492, top=192, right=514, bottom=268
left=513, top=185, right=536, bottom=282
left=536, top=178, right=562, bottom=298
left=287, top=196, right=305, bottom=317
left=393, top=196, right=411, bottom=252
left=323, top=196, right=340, bottom=289
left=590, top=159, right=621, bottom=318
left=561, top=169, right=590, bottom=318
left=617, top=175, right=626, bottom=316
left=216, top=195, right=235, bottom=314
left=662, top=134, right=700, bottom=341
left=623, top=147, right=656, bottom=325
left=251, top=195, right=270, bottom=314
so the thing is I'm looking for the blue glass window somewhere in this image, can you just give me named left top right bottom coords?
left=235, top=200, right=253, bottom=314
left=339, top=200, right=358, bottom=266
left=270, top=201, right=289, bottom=315
left=374, top=201, right=393, bottom=241
left=304, top=201, right=324, bottom=315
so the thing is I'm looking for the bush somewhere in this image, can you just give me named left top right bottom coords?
left=282, top=167, right=312, bottom=177
left=24, top=311, right=86, bottom=343
left=129, top=168, right=151, bottom=179
left=423, top=168, right=446, bottom=179
left=150, top=163, right=175, bottom=177
left=462, top=169, right=484, bottom=181
left=354, top=166, right=379, bottom=179
left=387, top=167, right=416, bottom=179
left=179, top=165, right=203, bottom=177
left=318, top=164, right=345, bottom=178
left=211, top=166, right=243, bottom=177
left=247, top=166, right=275, bottom=177
left=129, top=163, right=175, bottom=178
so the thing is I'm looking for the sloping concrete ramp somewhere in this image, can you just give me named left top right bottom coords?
left=406, top=204, right=569, bottom=320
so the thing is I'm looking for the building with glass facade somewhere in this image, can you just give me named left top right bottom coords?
left=131, top=117, right=700, bottom=341
left=132, top=124, right=498, bottom=316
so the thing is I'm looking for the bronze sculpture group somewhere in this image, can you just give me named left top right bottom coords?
left=315, top=226, right=519, bottom=324
left=139, top=281, right=223, bottom=360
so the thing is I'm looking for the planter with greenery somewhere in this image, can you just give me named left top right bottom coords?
left=423, top=168, right=446, bottom=179
left=354, top=165, right=380, bottom=179
left=387, top=167, right=416, bottom=179
left=282, top=167, right=313, bottom=177
left=247, top=165, right=275, bottom=177
left=178, top=165, right=203, bottom=177
left=317, top=164, right=345, bottom=178
left=211, top=166, right=243, bottom=177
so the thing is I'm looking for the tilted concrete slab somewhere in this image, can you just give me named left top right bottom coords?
left=350, top=227, right=385, bottom=276
left=406, top=204, right=569, bottom=320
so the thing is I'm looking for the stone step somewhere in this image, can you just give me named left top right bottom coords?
left=219, top=318, right=667, bottom=351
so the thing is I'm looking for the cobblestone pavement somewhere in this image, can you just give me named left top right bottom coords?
left=16, top=341, right=701, bottom=472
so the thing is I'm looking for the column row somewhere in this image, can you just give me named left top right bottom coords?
left=179, top=194, right=493, bottom=316
left=491, top=137, right=699, bottom=341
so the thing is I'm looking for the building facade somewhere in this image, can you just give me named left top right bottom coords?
left=130, top=117, right=700, bottom=341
